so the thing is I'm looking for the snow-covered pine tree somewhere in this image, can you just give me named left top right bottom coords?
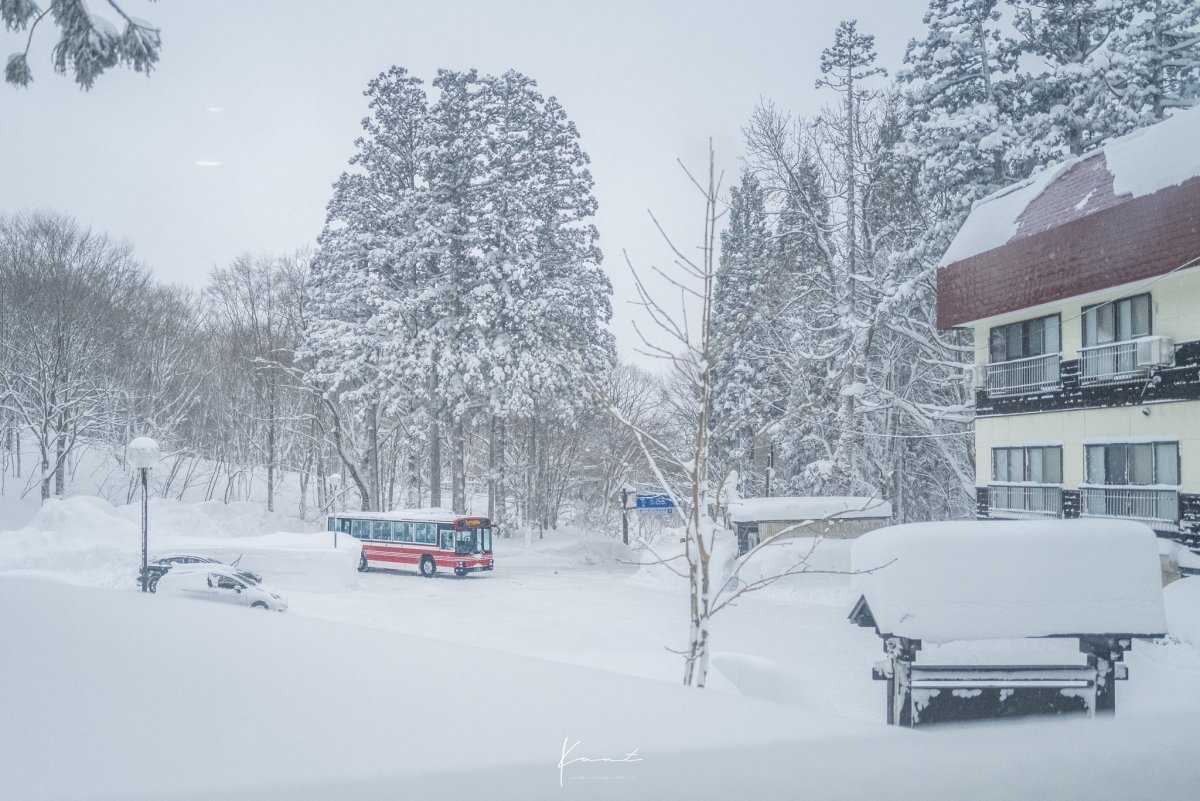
left=1102, top=0, right=1200, bottom=123
left=3, top=0, right=161, bottom=88
left=812, top=19, right=888, bottom=497
left=710, top=170, right=784, bottom=498
left=302, top=67, right=429, bottom=511
left=1006, top=0, right=1135, bottom=163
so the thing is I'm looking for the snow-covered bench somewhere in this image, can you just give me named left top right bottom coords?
left=847, top=520, right=1167, bottom=727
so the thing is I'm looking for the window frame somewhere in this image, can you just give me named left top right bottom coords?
left=988, top=314, right=1061, bottom=364
left=990, top=445, right=1063, bottom=485
left=1084, top=441, right=1180, bottom=486
left=1081, top=293, right=1152, bottom=348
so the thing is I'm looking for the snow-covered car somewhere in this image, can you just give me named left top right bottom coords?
left=154, top=565, right=288, bottom=612
left=140, top=554, right=262, bottom=591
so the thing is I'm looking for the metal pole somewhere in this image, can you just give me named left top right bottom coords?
left=621, top=487, right=629, bottom=546
left=140, top=467, right=149, bottom=592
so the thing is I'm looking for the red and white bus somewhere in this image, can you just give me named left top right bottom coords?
left=328, top=510, right=494, bottom=577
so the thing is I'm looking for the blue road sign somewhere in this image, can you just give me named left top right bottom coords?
left=635, top=487, right=674, bottom=509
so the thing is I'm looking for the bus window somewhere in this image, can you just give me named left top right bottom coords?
left=439, top=529, right=453, bottom=551
left=481, top=527, right=492, bottom=553
left=341, top=518, right=352, bottom=533
left=372, top=520, right=392, bottom=541
left=327, top=517, right=337, bottom=532
left=352, top=519, right=370, bottom=540
left=455, top=530, right=479, bottom=555
left=414, top=523, right=436, bottom=545
left=394, top=522, right=413, bottom=542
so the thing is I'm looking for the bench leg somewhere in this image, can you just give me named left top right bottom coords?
left=883, top=637, right=920, bottom=727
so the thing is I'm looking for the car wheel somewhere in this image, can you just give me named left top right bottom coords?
left=251, top=601, right=269, bottom=610
left=419, top=556, right=436, bottom=578
left=358, top=552, right=370, bottom=573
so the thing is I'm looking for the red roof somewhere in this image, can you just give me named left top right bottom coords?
left=937, top=109, right=1200, bottom=328
left=938, top=176, right=1200, bottom=328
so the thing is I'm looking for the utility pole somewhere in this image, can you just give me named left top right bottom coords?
left=621, top=486, right=630, bottom=546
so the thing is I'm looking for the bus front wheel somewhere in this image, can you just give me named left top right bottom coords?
left=419, top=557, right=436, bottom=578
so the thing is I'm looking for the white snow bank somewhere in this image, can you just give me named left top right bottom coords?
left=851, top=520, right=1167, bottom=642
left=493, top=526, right=634, bottom=569
left=3, top=576, right=1199, bottom=800
left=1164, top=577, right=1200, bottom=649
left=940, top=105, right=1200, bottom=265
left=0, top=495, right=351, bottom=592
left=729, top=495, right=891, bottom=523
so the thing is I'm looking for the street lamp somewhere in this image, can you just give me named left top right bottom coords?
left=327, top=474, right=342, bottom=548
left=127, top=437, right=160, bottom=592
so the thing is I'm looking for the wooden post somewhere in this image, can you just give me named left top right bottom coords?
left=621, top=487, right=629, bottom=546
left=884, top=636, right=920, bottom=726
left=1079, top=636, right=1127, bottom=715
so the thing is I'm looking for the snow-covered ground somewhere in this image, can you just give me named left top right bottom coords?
left=3, top=496, right=1200, bottom=799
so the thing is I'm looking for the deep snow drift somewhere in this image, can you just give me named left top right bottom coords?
left=3, top=497, right=1200, bottom=799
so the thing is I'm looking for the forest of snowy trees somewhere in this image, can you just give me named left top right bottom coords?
left=2, top=0, right=1198, bottom=533
left=711, top=0, right=1200, bottom=522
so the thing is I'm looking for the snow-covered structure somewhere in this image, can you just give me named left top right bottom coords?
left=729, top=496, right=891, bottom=553
left=937, top=107, right=1200, bottom=545
left=849, top=520, right=1167, bottom=726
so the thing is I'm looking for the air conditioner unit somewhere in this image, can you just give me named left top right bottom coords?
left=964, top=364, right=986, bottom=390
left=1135, top=336, right=1174, bottom=368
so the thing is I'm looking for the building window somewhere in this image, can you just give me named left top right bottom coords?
left=992, top=446, right=1063, bottom=484
left=1082, top=294, right=1151, bottom=347
left=989, top=314, right=1060, bottom=363
left=1085, top=441, right=1179, bottom=486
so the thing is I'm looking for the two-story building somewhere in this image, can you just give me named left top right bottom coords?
left=938, top=108, right=1200, bottom=546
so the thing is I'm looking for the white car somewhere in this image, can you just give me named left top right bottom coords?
left=155, top=564, right=288, bottom=612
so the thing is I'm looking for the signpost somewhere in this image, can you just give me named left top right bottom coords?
left=634, top=484, right=674, bottom=510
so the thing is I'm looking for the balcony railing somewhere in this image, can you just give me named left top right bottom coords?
left=988, top=483, right=1063, bottom=518
left=1078, top=341, right=1144, bottom=386
left=984, top=353, right=1062, bottom=396
left=1080, top=486, right=1180, bottom=527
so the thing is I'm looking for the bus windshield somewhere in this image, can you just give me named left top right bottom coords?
left=455, top=530, right=481, bottom=555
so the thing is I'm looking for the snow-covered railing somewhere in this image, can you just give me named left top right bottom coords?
left=987, top=483, right=1062, bottom=518
left=1078, top=341, right=1144, bottom=386
left=1080, top=486, right=1179, bottom=527
left=984, top=353, right=1061, bottom=396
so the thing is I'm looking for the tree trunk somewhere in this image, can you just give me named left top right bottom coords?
left=451, top=416, right=466, bottom=514
left=429, top=416, right=442, bottom=509
left=54, top=411, right=66, bottom=498
left=495, top=419, right=507, bottom=529
left=487, top=414, right=497, bottom=520
left=366, top=400, right=381, bottom=511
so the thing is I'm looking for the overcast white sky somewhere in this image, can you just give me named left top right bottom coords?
left=0, top=0, right=926, bottom=364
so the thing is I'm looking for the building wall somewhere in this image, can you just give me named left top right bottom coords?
left=970, top=267, right=1200, bottom=365
left=758, top=518, right=889, bottom=541
left=975, top=401, right=1200, bottom=494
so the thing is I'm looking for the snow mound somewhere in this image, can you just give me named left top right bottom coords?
left=851, top=520, right=1167, bottom=642
left=1165, top=577, right=1200, bottom=649
left=0, top=495, right=347, bottom=592
left=730, top=496, right=891, bottom=523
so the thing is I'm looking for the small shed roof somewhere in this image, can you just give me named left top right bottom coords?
left=730, top=496, right=891, bottom=524
left=849, top=520, right=1167, bottom=643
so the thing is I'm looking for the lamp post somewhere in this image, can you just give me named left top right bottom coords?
left=327, top=474, right=342, bottom=548
left=127, top=437, right=160, bottom=592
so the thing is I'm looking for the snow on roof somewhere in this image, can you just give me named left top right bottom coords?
left=940, top=106, right=1200, bottom=267
left=326, top=507, right=484, bottom=522
left=850, top=520, right=1167, bottom=643
left=730, top=496, right=891, bottom=523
